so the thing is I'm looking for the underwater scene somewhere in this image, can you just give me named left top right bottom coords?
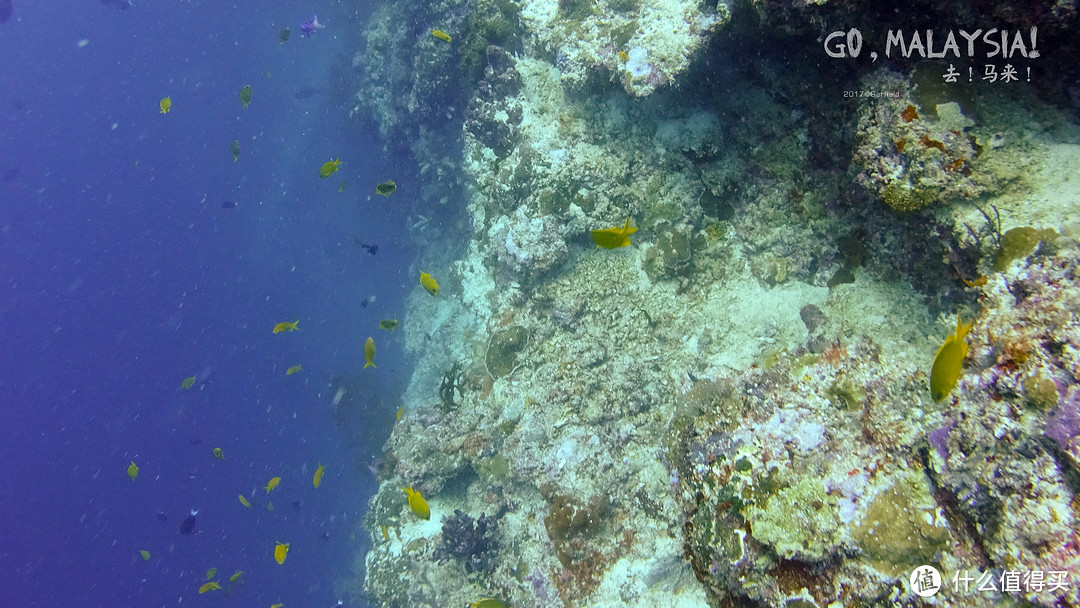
left=2, top=0, right=1079, bottom=607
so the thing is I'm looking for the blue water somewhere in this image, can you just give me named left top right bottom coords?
left=1, top=2, right=409, bottom=605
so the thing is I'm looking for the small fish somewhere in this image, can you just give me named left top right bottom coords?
left=313, top=463, right=325, bottom=488
left=159, top=96, right=171, bottom=114
left=375, top=181, right=396, bottom=197
left=431, top=29, right=452, bottom=43
left=273, top=320, right=299, bottom=334
left=198, top=581, right=222, bottom=594
left=279, top=28, right=290, bottom=44
left=140, top=549, right=151, bottom=561
left=319, top=158, right=342, bottom=178
left=338, top=181, right=348, bottom=192
left=930, top=314, right=972, bottom=401
left=229, top=570, right=244, bottom=582
left=264, top=476, right=281, bottom=493
left=364, top=337, right=376, bottom=369
left=179, top=508, right=198, bottom=535
left=396, top=406, right=403, bottom=420
left=357, top=241, right=378, bottom=255
left=127, top=460, right=138, bottom=480
left=617, top=50, right=629, bottom=62
left=266, top=501, right=275, bottom=511
left=299, top=14, right=324, bottom=36
left=238, top=494, right=252, bottom=508
left=221, top=200, right=238, bottom=209
left=212, top=447, right=225, bottom=460
left=286, top=365, right=303, bottom=375
left=401, top=486, right=430, bottom=520
left=206, top=567, right=217, bottom=580
left=379, top=319, right=398, bottom=331
left=274, top=541, right=290, bottom=565
left=590, top=217, right=637, bottom=249
left=231, top=140, right=241, bottom=162
left=419, top=270, right=439, bottom=296
left=471, top=600, right=509, bottom=608
left=239, top=84, right=252, bottom=108
left=181, top=375, right=197, bottom=389
left=271, top=604, right=284, bottom=608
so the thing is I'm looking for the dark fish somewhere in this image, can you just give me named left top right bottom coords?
left=361, top=244, right=378, bottom=256
left=156, top=511, right=168, bottom=522
left=0, top=0, right=11, bottom=24
left=291, top=500, right=302, bottom=512
left=299, top=14, right=324, bottom=36
left=179, top=508, right=198, bottom=535
left=221, top=201, right=237, bottom=209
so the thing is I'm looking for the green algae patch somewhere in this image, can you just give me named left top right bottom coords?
left=1024, top=373, right=1061, bottom=411
left=881, top=182, right=940, bottom=213
left=993, top=226, right=1058, bottom=271
left=746, top=476, right=840, bottom=561
left=852, top=469, right=950, bottom=577
left=485, top=325, right=529, bottom=378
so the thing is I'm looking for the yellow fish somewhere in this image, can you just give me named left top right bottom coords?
left=364, top=336, right=376, bottom=368
left=206, top=567, right=217, bottom=580
left=273, top=320, right=299, bottom=334
left=590, top=217, right=637, bottom=249
left=432, top=29, right=452, bottom=43
left=231, top=140, right=241, bottom=162
left=313, top=463, right=325, bottom=488
left=239, top=84, right=252, bottom=108
left=320, top=158, right=342, bottom=178
left=127, top=461, right=138, bottom=480
left=159, top=96, right=171, bottom=114
left=140, top=550, right=151, bottom=561
left=264, top=476, right=281, bottom=493
left=396, top=406, right=403, bottom=420
left=930, top=314, right=973, bottom=401
left=198, top=581, right=222, bottom=594
left=419, top=270, right=439, bottom=296
left=238, top=494, right=252, bottom=508
left=402, top=485, right=430, bottom=520
left=379, top=319, right=398, bottom=331
left=271, top=604, right=284, bottom=608
left=181, top=375, right=197, bottom=389
left=212, top=447, right=225, bottom=460
left=229, top=570, right=244, bottom=582
left=274, top=542, right=290, bottom=565
left=471, top=600, right=509, bottom=608
left=286, top=365, right=303, bottom=375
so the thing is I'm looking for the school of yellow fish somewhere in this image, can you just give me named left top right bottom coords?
left=134, top=25, right=481, bottom=608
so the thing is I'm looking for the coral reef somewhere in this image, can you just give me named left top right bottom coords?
left=348, top=0, right=1080, bottom=606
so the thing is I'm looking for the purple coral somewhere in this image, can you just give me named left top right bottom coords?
left=1044, top=386, right=1080, bottom=451
left=434, top=510, right=499, bottom=574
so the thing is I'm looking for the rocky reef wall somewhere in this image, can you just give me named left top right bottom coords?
left=347, top=0, right=1080, bottom=606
